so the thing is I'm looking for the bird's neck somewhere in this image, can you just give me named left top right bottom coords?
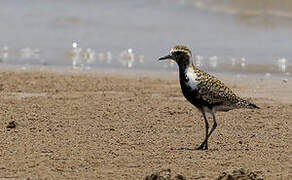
left=178, top=59, right=199, bottom=83
left=178, top=58, right=195, bottom=75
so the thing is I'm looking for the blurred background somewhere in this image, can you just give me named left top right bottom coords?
left=0, top=0, right=291, bottom=76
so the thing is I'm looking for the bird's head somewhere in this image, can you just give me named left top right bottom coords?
left=158, top=45, right=192, bottom=66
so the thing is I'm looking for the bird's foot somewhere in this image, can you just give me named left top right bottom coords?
left=196, top=142, right=208, bottom=150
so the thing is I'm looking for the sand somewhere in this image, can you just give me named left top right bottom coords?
left=0, top=70, right=291, bottom=180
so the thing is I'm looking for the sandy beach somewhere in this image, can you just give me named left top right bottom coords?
left=0, top=70, right=291, bottom=179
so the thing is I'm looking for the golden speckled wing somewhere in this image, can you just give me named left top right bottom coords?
left=194, top=69, right=247, bottom=108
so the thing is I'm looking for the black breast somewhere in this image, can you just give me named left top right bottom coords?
left=178, top=69, right=214, bottom=110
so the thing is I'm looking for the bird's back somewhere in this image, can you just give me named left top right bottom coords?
left=180, top=65, right=259, bottom=111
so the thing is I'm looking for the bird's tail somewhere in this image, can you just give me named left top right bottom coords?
left=247, top=102, right=260, bottom=109
left=237, top=99, right=260, bottom=109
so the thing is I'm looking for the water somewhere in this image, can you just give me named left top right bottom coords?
left=0, top=0, right=291, bottom=75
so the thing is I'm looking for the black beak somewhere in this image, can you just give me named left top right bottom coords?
left=158, top=54, right=172, bottom=61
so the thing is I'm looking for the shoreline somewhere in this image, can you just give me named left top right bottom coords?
left=0, top=63, right=291, bottom=79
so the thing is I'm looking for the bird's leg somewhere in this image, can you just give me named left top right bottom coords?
left=197, top=109, right=217, bottom=150
left=197, top=109, right=209, bottom=150
left=207, top=108, right=217, bottom=140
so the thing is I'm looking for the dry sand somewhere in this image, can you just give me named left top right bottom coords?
left=0, top=70, right=291, bottom=179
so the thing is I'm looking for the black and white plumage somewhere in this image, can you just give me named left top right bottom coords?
left=159, top=45, right=259, bottom=150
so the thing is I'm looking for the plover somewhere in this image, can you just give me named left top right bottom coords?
left=159, top=45, right=259, bottom=150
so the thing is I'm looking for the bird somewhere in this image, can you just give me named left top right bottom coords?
left=158, top=45, right=259, bottom=150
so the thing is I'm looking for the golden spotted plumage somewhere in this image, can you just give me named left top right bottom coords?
left=192, top=66, right=252, bottom=111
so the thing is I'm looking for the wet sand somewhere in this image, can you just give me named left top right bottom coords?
left=0, top=70, right=291, bottom=179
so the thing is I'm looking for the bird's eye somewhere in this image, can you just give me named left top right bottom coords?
left=174, top=52, right=183, bottom=56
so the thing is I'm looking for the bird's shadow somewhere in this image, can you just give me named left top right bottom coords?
left=170, top=147, right=200, bottom=151
left=170, top=147, right=218, bottom=152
